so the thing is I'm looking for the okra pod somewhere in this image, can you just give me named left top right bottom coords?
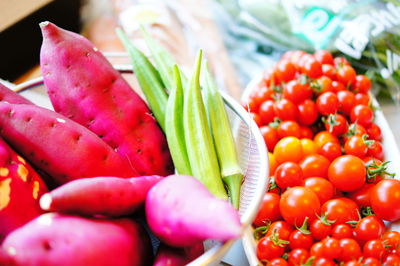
left=116, top=28, right=168, bottom=131
left=165, top=65, right=192, bottom=175
left=203, top=61, right=243, bottom=209
left=183, top=50, right=228, bottom=200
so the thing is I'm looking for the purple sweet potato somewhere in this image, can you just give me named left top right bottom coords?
left=0, top=83, right=33, bottom=105
left=40, top=175, right=164, bottom=216
left=146, top=175, right=242, bottom=247
left=154, top=244, right=204, bottom=266
left=0, top=138, right=47, bottom=242
left=1, top=213, right=153, bottom=266
left=0, top=102, right=137, bottom=184
left=40, top=21, right=173, bottom=176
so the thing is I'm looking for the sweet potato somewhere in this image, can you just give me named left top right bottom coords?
left=40, top=175, right=163, bottom=217
left=154, top=244, right=204, bottom=266
left=40, top=21, right=173, bottom=176
left=1, top=213, right=153, bottom=266
left=146, top=175, right=242, bottom=247
left=0, top=83, right=33, bottom=105
left=0, top=138, right=47, bottom=242
left=0, top=102, right=136, bottom=184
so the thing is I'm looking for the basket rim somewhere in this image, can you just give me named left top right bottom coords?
left=14, top=66, right=269, bottom=266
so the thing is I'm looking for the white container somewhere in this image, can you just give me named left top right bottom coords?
left=14, top=66, right=269, bottom=265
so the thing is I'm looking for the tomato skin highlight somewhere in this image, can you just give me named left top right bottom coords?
left=328, top=155, right=366, bottom=192
left=280, top=187, right=321, bottom=227
left=253, top=193, right=282, bottom=227
left=370, top=179, right=400, bottom=222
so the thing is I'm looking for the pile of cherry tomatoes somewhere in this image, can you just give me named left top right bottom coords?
left=244, top=50, right=400, bottom=265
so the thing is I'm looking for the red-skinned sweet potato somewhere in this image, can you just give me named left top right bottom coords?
left=0, top=102, right=137, bottom=184
left=0, top=83, right=33, bottom=105
left=1, top=213, right=153, bottom=265
left=154, top=243, right=204, bottom=266
left=40, top=21, right=173, bottom=176
left=0, top=138, right=47, bottom=242
left=40, top=175, right=164, bottom=217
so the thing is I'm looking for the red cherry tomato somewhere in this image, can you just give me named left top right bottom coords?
left=300, top=154, right=330, bottom=178
left=353, top=215, right=385, bottom=243
left=350, top=104, right=374, bottom=127
left=288, top=248, right=310, bottom=266
left=274, top=59, right=296, bottom=83
left=253, top=193, right=281, bottom=227
left=322, top=64, right=336, bottom=80
left=321, top=198, right=359, bottom=225
left=347, top=183, right=374, bottom=207
left=316, top=92, right=339, bottom=115
left=289, top=230, right=314, bottom=250
left=314, top=131, right=340, bottom=150
left=363, top=239, right=386, bottom=260
left=366, top=123, right=382, bottom=142
left=300, top=126, right=314, bottom=139
left=315, top=76, right=333, bottom=94
left=331, top=224, right=353, bottom=239
left=275, top=99, right=298, bottom=121
left=328, top=155, right=366, bottom=192
left=283, top=80, right=313, bottom=104
left=251, top=112, right=262, bottom=127
left=298, top=99, right=319, bottom=126
left=370, top=179, right=400, bottom=222
left=319, top=142, right=342, bottom=161
left=338, top=238, right=362, bottom=262
left=302, top=58, right=322, bottom=78
left=331, top=80, right=346, bottom=92
left=324, top=113, right=347, bottom=136
left=382, top=231, right=400, bottom=252
left=314, top=50, right=334, bottom=65
left=280, top=187, right=321, bottom=227
left=259, top=100, right=276, bottom=124
left=270, top=257, right=289, bottom=266
left=367, top=141, right=384, bottom=161
left=322, top=237, right=341, bottom=260
left=337, top=90, right=356, bottom=114
left=337, top=65, right=356, bottom=86
left=344, top=135, right=369, bottom=158
left=266, top=221, right=294, bottom=241
left=260, top=125, right=279, bottom=152
left=304, top=177, right=334, bottom=204
left=383, top=254, right=400, bottom=266
left=275, top=162, right=303, bottom=189
left=312, top=257, right=336, bottom=266
left=310, top=217, right=332, bottom=240
left=354, top=93, right=370, bottom=106
left=353, top=75, right=371, bottom=93
left=256, top=235, right=286, bottom=261
left=277, top=120, right=301, bottom=139
left=334, top=56, right=350, bottom=67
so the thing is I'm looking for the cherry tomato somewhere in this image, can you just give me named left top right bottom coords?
left=283, top=80, right=313, bottom=104
left=363, top=239, right=386, bottom=260
left=260, top=125, right=279, bottom=152
left=367, top=141, right=384, bottom=161
left=331, top=80, right=346, bottom=92
left=354, top=93, right=370, bottom=106
left=253, top=193, right=281, bottom=227
left=331, top=224, right=353, bottom=239
left=347, top=183, right=374, bottom=207
left=274, top=59, right=296, bottom=83
left=289, top=230, right=313, bottom=250
left=382, top=231, right=400, bottom=252
left=362, top=257, right=380, bottom=266
left=337, top=90, right=356, bottom=115
left=310, top=242, right=326, bottom=258
left=268, top=152, right=278, bottom=176
left=319, top=142, right=342, bottom=161
left=274, top=137, right=303, bottom=164
left=266, top=221, right=294, bottom=241
left=344, top=135, right=369, bottom=158
left=334, top=56, right=350, bottom=67
left=275, top=162, right=303, bottom=189
left=338, top=238, right=362, bottom=262
left=288, top=248, right=309, bottom=266
left=269, top=257, right=289, bottom=266
left=328, top=155, right=366, bottom=192
left=370, top=179, right=400, bottom=221
left=251, top=112, right=262, bottom=127
left=322, top=64, right=336, bottom=80
left=299, top=154, right=330, bottom=178
left=353, top=75, right=371, bottom=93
left=343, top=260, right=362, bottom=266
left=302, top=58, right=322, bottom=78
left=322, top=237, right=341, bottom=260
left=354, top=215, right=385, bottom=243
left=314, top=131, right=340, bottom=150
left=275, top=99, right=298, bottom=121
left=312, top=257, right=336, bottom=266
left=337, top=65, right=356, bottom=86
left=314, top=50, right=334, bottom=65
left=383, top=254, right=400, bottom=266
left=259, top=100, right=277, bottom=124
left=321, top=198, right=359, bottom=225
left=350, top=104, right=374, bottom=127
left=310, top=217, right=332, bottom=240
left=300, top=126, right=313, bottom=139
left=304, top=177, right=334, bottom=204
left=280, top=187, right=321, bottom=227
left=298, top=99, right=319, bottom=126
left=315, top=76, right=333, bottom=94
left=366, top=123, right=382, bottom=142
left=277, top=120, right=301, bottom=139
left=324, top=113, right=347, bottom=136
left=316, top=92, right=339, bottom=115
left=257, top=235, right=286, bottom=261
left=300, top=138, right=317, bottom=156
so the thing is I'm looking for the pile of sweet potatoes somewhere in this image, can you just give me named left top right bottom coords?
left=0, top=22, right=242, bottom=265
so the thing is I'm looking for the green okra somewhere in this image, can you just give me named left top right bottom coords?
left=116, top=28, right=168, bottom=131
left=203, top=61, right=243, bottom=209
left=184, top=50, right=228, bottom=200
left=165, top=65, right=192, bottom=176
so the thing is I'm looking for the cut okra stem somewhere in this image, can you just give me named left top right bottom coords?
left=203, top=61, right=243, bottom=209
left=116, top=28, right=168, bottom=131
left=165, top=65, right=192, bottom=176
left=183, top=50, right=228, bottom=200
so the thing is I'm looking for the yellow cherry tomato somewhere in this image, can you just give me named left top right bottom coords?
left=273, top=136, right=303, bottom=164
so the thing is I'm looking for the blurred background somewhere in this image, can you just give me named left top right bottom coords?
left=1, top=0, right=399, bottom=147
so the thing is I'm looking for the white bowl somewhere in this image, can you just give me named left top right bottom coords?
left=14, top=66, right=269, bottom=265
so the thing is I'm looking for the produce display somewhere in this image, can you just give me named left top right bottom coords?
left=244, top=50, right=400, bottom=265
left=0, top=21, right=246, bottom=265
